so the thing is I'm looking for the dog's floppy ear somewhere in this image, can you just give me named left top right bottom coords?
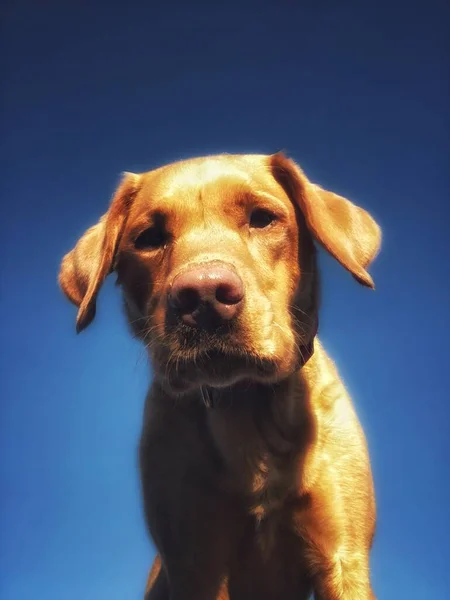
left=59, top=172, right=141, bottom=332
left=270, top=152, right=381, bottom=288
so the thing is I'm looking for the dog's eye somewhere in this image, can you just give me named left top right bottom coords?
left=249, top=208, right=277, bottom=229
left=134, top=226, right=168, bottom=250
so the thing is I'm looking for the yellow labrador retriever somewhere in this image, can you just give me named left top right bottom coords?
left=59, top=153, right=381, bottom=600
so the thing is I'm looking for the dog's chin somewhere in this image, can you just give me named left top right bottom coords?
left=152, top=347, right=284, bottom=396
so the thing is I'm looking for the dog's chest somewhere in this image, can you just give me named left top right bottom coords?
left=207, top=402, right=302, bottom=518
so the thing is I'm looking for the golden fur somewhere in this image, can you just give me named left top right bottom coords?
left=59, top=152, right=381, bottom=599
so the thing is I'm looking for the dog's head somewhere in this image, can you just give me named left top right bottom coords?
left=59, top=153, right=380, bottom=394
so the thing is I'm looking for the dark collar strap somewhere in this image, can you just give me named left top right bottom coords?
left=298, top=338, right=315, bottom=368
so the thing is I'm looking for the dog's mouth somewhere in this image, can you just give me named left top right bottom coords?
left=152, top=335, right=279, bottom=393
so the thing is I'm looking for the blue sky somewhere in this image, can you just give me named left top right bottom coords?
left=1, top=1, right=449, bottom=599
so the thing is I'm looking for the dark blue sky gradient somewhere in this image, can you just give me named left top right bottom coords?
left=1, top=1, right=449, bottom=599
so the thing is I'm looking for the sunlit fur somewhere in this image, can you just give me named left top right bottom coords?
left=59, top=153, right=381, bottom=600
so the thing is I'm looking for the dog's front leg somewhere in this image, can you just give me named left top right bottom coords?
left=311, top=554, right=376, bottom=600
left=140, top=394, right=241, bottom=600
left=298, top=471, right=376, bottom=599
left=144, top=555, right=169, bottom=600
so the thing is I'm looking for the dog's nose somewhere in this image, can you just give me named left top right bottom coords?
left=169, top=264, right=244, bottom=328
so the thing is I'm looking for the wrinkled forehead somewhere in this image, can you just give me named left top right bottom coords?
left=132, top=154, right=287, bottom=215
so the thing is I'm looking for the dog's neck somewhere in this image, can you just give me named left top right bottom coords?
left=147, top=344, right=327, bottom=509
left=199, top=356, right=321, bottom=512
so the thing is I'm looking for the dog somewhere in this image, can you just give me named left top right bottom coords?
left=59, top=152, right=381, bottom=600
